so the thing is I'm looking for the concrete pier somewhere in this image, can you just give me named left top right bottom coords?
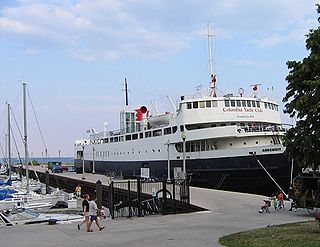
left=3, top=167, right=314, bottom=247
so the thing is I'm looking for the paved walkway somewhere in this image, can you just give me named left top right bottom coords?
left=2, top=169, right=314, bottom=247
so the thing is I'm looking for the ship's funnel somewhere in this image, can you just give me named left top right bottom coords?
left=140, top=106, right=147, bottom=114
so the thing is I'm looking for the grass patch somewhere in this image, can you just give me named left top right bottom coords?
left=219, top=221, right=320, bottom=247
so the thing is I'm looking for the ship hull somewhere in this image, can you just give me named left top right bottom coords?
left=74, top=153, right=292, bottom=196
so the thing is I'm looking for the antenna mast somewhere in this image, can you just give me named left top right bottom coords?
left=125, top=78, right=128, bottom=106
left=207, top=22, right=217, bottom=97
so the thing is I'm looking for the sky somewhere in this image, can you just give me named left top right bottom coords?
left=0, top=0, right=319, bottom=158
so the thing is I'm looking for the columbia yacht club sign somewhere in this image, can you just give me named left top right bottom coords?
left=222, top=107, right=263, bottom=113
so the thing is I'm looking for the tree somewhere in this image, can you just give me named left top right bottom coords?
left=283, top=4, right=320, bottom=169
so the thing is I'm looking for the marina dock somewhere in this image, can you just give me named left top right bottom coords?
left=2, top=168, right=314, bottom=247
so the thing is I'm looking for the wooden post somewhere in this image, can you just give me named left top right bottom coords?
left=128, top=180, right=132, bottom=218
left=162, top=180, right=167, bottom=215
left=137, top=178, right=142, bottom=217
left=45, top=170, right=50, bottom=194
left=109, top=181, right=114, bottom=219
left=96, top=180, right=102, bottom=209
left=172, top=179, right=176, bottom=215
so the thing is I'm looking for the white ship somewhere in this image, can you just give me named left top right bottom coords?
left=74, top=26, right=292, bottom=196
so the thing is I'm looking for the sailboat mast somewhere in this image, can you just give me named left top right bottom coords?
left=23, top=82, right=29, bottom=194
left=207, top=22, right=217, bottom=97
left=7, top=103, right=11, bottom=177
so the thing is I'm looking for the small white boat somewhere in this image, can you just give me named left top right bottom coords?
left=0, top=208, right=83, bottom=226
left=15, top=201, right=53, bottom=211
left=0, top=188, right=64, bottom=210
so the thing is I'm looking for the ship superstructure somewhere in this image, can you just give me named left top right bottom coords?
left=74, top=86, right=290, bottom=195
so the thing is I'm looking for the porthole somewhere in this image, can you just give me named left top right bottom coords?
left=230, top=143, right=232, bottom=146
left=243, top=142, right=246, bottom=145
left=256, top=141, right=259, bottom=144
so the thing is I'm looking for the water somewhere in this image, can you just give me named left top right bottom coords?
left=3, top=157, right=74, bottom=165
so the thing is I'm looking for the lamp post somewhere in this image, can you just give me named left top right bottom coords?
left=181, top=131, right=187, bottom=177
left=82, top=145, right=85, bottom=180
left=166, top=140, right=171, bottom=180
left=92, top=145, right=95, bottom=174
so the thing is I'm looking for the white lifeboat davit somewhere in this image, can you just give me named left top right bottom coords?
left=147, top=112, right=172, bottom=127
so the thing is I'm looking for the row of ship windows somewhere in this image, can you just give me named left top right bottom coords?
left=185, top=99, right=279, bottom=111
left=225, top=100, right=279, bottom=111
left=84, top=139, right=275, bottom=157
left=84, top=148, right=163, bottom=157
left=90, top=122, right=278, bottom=145
left=175, top=139, right=274, bottom=152
left=92, top=126, right=179, bottom=144
left=186, top=100, right=218, bottom=109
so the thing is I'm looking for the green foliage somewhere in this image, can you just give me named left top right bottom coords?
left=28, top=160, right=39, bottom=166
left=283, top=4, right=320, bottom=168
left=219, top=221, right=320, bottom=247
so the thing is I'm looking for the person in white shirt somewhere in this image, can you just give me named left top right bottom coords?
left=87, top=196, right=105, bottom=232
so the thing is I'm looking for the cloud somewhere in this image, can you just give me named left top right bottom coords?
left=0, top=0, right=318, bottom=60
left=250, top=17, right=318, bottom=47
left=235, top=60, right=272, bottom=67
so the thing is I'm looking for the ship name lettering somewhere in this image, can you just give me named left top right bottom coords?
left=244, top=108, right=254, bottom=112
left=262, top=148, right=281, bottom=152
left=236, top=115, right=254, bottom=119
left=223, top=107, right=243, bottom=112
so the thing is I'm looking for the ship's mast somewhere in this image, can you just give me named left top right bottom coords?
left=207, top=22, right=217, bottom=97
left=125, top=78, right=128, bottom=106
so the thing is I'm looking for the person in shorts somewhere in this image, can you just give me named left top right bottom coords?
left=87, top=196, right=105, bottom=232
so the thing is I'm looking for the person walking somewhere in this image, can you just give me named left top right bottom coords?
left=78, top=194, right=90, bottom=230
left=87, top=196, right=105, bottom=232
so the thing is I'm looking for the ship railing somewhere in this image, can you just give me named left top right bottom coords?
left=237, top=124, right=288, bottom=134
